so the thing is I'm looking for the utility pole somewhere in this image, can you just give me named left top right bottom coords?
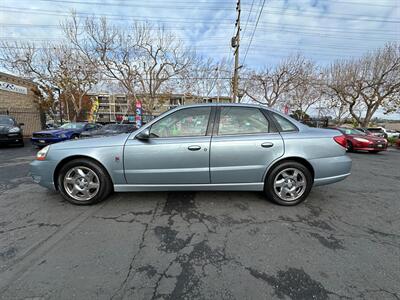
left=232, top=0, right=241, bottom=103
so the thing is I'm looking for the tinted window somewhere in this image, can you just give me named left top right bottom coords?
left=271, top=113, right=297, bottom=132
left=367, top=128, right=383, bottom=133
left=218, top=107, right=270, bottom=135
left=150, top=107, right=211, bottom=138
left=60, top=123, right=85, bottom=129
left=86, top=124, right=97, bottom=130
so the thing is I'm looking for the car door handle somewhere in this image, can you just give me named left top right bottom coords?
left=261, top=142, right=274, bottom=148
left=188, top=145, right=201, bottom=151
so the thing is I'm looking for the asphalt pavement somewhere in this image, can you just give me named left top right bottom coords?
left=0, top=142, right=399, bottom=300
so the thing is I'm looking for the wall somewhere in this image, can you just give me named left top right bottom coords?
left=0, top=72, right=42, bottom=136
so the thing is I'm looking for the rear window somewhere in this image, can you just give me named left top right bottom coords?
left=271, top=113, right=298, bottom=132
left=367, top=128, right=383, bottom=132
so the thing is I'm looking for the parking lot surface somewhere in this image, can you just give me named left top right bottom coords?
left=0, top=143, right=399, bottom=300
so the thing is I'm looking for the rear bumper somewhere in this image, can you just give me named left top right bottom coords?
left=310, top=155, right=352, bottom=187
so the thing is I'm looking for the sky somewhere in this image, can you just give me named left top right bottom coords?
left=0, top=0, right=399, bottom=118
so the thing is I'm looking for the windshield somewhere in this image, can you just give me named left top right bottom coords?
left=0, top=116, right=15, bottom=125
left=60, top=123, right=85, bottom=129
left=339, top=128, right=366, bottom=135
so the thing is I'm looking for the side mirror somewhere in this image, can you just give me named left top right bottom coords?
left=19, top=123, right=25, bottom=126
left=136, top=128, right=150, bottom=140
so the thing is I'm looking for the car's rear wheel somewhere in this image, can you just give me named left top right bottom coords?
left=264, top=161, right=313, bottom=206
left=71, top=134, right=80, bottom=140
left=57, top=159, right=112, bottom=205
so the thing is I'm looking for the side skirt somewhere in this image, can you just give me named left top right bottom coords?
left=114, top=182, right=264, bottom=192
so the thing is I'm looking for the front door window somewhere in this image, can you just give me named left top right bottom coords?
left=150, top=107, right=211, bottom=138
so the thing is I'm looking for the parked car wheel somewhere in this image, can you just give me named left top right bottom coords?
left=347, top=141, right=353, bottom=152
left=368, top=150, right=380, bottom=154
left=57, top=159, right=112, bottom=205
left=264, top=161, right=313, bottom=206
left=71, top=134, right=80, bottom=140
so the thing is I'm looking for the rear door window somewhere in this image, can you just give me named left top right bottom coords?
left=271, top=113, right=298, bottom=132
left=217, top=107, right=270, bottom=135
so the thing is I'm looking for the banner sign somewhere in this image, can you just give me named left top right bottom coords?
left=284, top=105, right=289, bottom=115
left=135, top=100, right=143, bottom=128
left=0, top=81, right=28, bottom=95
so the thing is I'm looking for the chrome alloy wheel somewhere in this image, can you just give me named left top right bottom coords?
left=63, top=166, right=100, bottom=201
left=273, top=168, right=307, bottom=202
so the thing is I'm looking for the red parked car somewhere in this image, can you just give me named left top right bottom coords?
left=335, top=127, right=388, bottom=153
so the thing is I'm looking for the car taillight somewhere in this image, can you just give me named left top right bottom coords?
left=333, top=135, right=347, bottom=148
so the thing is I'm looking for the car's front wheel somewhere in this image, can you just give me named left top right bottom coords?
left=57, top=159, right=112, bottom=205
left=264, top=161, right=313, bottom=206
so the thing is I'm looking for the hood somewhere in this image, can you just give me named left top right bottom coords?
left=34, top=129, right=65, bottom=135
left=34, top=128, right=79, bottom=135
left=50, top=133, right=131, bottom=150
left=0, top=125, right=14, bottom=133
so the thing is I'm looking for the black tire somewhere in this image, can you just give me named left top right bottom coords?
left=17, top=140, right=24, bottom=147
left=71, top=134, right=80, bottom=140
left=368, top=150, right=379, bottom=154
left=264, top=161, right=313, bottom=206
left=57, top=159, right=112, bottom=205
left=347, top=141, right=353, bottom=152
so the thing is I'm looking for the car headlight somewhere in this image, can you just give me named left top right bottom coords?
left=9, top=127, right=20, bottom=133
left=36, top=145, right=50, bottom=161
left=354, top=137, right=371, bottom=143
left=58, top=133, right=67, bottom=138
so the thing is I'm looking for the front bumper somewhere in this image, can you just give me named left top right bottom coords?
left=31, top=137, right=66, bottom=146
left=30, top=159, right=58, bottom=191
left=0, top=133, right=23, bottom=144
left=353, top=145, right=387, bottom=151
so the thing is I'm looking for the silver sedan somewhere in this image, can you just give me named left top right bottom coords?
left=30, top=104, right=352, bottom=206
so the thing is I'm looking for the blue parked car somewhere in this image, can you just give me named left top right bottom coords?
left=31, top=122, right=102, bottom=147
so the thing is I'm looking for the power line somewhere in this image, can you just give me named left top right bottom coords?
left=2, top=5, right=399, bottom=24
left=1, top=21, right=397, bottom=36
left=242, top=0, right=266, bottom=66
left=241, top=0, right=256, bottom=39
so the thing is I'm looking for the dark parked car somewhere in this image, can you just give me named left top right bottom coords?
left=336, top=127, right=387, bottom=153
left=80, top=124, right=136, bottom=138
left=0, top=115, right=24, bottom=146
left=361, top=127, right=387, bottom=138
left=31, top=122, right=102, bottom=147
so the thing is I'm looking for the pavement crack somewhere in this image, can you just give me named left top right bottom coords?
left=110, top=200, right=163, bottom=300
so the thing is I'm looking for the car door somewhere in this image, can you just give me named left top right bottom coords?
left=210, top=106, right=284, bottom=184
left=124, top=106, right=213, bottom=184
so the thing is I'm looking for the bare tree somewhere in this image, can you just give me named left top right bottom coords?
left=325, top=43, right=400, bottom=127
left=63, top=15, right=193, bottom=113
left=0, top=41, right=98, bottom=121
left=242, top=55, right=305, bottom=108
left=178, top=57, right=231, bottom=102
left=286, top=59, right=320, bottom=120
